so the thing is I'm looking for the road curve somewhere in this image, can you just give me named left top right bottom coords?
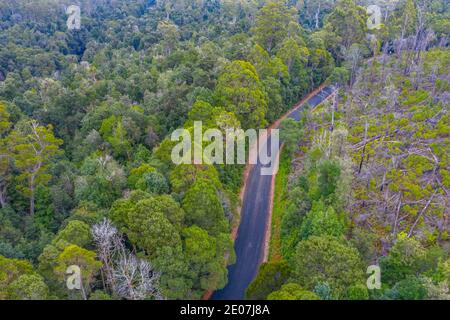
left=211, top=86, right=336, bottom=300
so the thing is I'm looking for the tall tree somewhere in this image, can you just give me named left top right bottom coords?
left=6, top=274, right=49, bottom=300
left=183, top=225, right=228, bottom=295
left=299, top=202, right=346, bottom=240
left=10, top=120, right=63, bottom=215
left=126, top=199, right=182, bottom=258
left=0, top=255, right=34, bottom=299
left=400, top=0, right=418, bottom=38
left=324, top=0, right=367, bottom=58
left=292, top=236, right=365, bottom=298
left=253, top=1, right=297, bottom=53
left=182, top=178, right=228, bottom=236
left=215, top=60, right=268, bottom=128
left=299, top=0, right=337, bottom=29
left=157, top=20, right=180, bottom=56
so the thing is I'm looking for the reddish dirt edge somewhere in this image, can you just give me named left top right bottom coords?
left=201, top=84, right=326, bottom=300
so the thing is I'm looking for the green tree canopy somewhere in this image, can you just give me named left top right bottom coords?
left=253, top=1, right=297, bottom=53
left=299, top=201, right=346, bottom=240
left=267, top=283, right=320, bottom=300
left=52, top=220, right=92, bottom=249
left=7, top=274, right=49, bottom=300
left=126, top=199, right=182, bottom=258
left=291, top=236, right=365, bottom=299
left=10, top=120, right=63, bottom=215
left=215, top=60, right=268, bottom=128
left=324, top=0, right=368, bottom=59
left=182, top=178, right=228, bottom=235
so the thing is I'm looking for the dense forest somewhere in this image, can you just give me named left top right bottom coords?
left=0, top=0, right=448, bottom=300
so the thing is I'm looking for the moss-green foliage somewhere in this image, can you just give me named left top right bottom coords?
left=246, top=260, right=291, bottom=300
left=0, top=255, right=49, bottom=300
left=346, top=283, right=369, bottom=300
left=6, top=273, right=49, bottom=300
left=52, top=220, right=92, bottom=249
left=383, top=276, right=428, bottom=300
left=379, top=236, right=447, bottom=289
left=345, top=49, right=449, bottom=245
left=267, top=283, right=320, bottom=300
left=215, top=60, right=268, bottom=129
left=291, top=236, right=365, bottom=299
left=182, top=178, right=229, bottom=236
left=299, top=201, right=346, bottom=241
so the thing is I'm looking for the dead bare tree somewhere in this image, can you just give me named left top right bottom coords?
left=408, top=191, right=437, bottom=238
left=92, top=219, right=122, bottom=292
left=92, top=219, right=162, bottom=300
left=113, top=254, right=162, bottom=300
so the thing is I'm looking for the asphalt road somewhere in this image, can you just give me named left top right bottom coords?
left=211, top=86, right=336, bottom=300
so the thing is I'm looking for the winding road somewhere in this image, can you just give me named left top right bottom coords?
left=211, top=86, right=336, bottom=300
